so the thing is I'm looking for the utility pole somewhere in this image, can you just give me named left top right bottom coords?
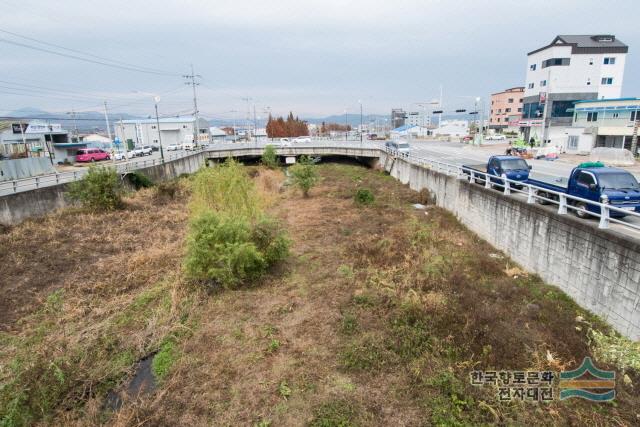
left=184, top=64, right=201, bottom=146
left=438, top=85, right=443, bottom=127
left=253, top=104, right=257, bottom=141
left=118, top=118, right=129, bottom=164
left=18, top=121, right=28, bottom=158
left=67, top=109, right=78, bottom=141
left=241, top=97, right=252, bottom=141
left=359, top=100, right=363, bottom=144
left=154, top=97, right=165, bottom=162
left=103, top=101, right=115, bottom=163
left=344, top=109, right=348, bottom=141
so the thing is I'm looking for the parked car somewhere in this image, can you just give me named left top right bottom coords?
left=385, top=140, right=410, bottom=154
left=279, top=138, right=291, bottom=147
left=463, top=155, right=531, bottom=187
left=526, top=163, right=640, bottom=218
left=131, top=146, right=152, bottom=157
left=485, top=134, right=507, bottom=141
left=293, top=136, right=311, bottom=143
left=182, top=142, right=195, bottom=151
left=113, top=151, right=127, bottom=161
left=167, top=143, right=181, bottom=151
left=462, top=135, right=473, bottom=142
left=76, top=148, right=110, bottom=162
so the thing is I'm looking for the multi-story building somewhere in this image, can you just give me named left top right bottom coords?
left=405, top=111, right=431, bottom=128
left=391, top=108, right=406, bottom=129
left=521, top=34, right=628, bottom=147
left=114, top=116, right=211, bottom=148
left=566, top=98, right=640, bottom=154
left=489, top=87, right=524, bottom=131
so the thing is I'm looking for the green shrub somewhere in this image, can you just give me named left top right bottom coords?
left=127, top=171, right=154, bottom=189
left=184, top=212, right=266, bottom=288
left=190, top=159, right=260, bottom=218
left=354, top=188, right=375, bottom=206
left=262, top=145, right=279, bottom=169
left=310, top=400, right=358, bottom=427
left=184, top=212, right=289, bottom=288
left=289, top=155, right=319, bottom=197
left=250, top=216, right=290, bottom=264
left=68, top=166, right=123, bottom=211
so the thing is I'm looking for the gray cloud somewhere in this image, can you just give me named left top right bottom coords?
left=1, top=0, right=639, bottom=119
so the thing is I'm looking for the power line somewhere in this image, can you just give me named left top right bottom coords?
left=0, top=36, right=182, bottom=77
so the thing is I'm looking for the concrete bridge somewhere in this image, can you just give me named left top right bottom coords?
left=1, top=141, right=639, bottom=339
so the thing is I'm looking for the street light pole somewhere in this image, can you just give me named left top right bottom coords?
left=359, top=100, right=363, bottom=144
left=154, top=96, right=165, bottom=163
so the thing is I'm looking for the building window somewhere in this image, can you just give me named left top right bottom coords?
left=587, top=112, right=598, bottom=122
left=528, top=83, right=534, bottom=89
left=542, top=57, right=570, bottom=68
left=631, top=111, right=639, bottom=122
left=587, top=78, right=591, bottom=86
left=517, top=108, right=522, bottom=112
left=551, top=100, right=577, bottom=118
left=508, top=98, right=514, bottom=103
left=604, top=57, right=616, bottom=65
left=519, top=98, right=523, bottom=103
left=151, top=125, right=157, bottom=129
left=601, top=77, right=613, bottom=85
left=529, top=64, right=537, bottom=71
left=612, top=113, right=619, bottom=118
left=540, top=80, right=547, bottom=87
left=505, top=108, right=511, bottom=113
left=589, top=58, right=594, bottom=65
left=497, top=109, right=501, bottom=113
left=568, top=135, right=579, bottom=150
left=490, top=110, right=493, bottom=114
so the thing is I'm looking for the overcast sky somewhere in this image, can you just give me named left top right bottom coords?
left=1, top=0, right=639, bottom=121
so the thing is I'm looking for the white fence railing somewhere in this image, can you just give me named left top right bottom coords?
left=0, top=149, right=198, bottom=196
left=384, top=147, right=640, bottom=232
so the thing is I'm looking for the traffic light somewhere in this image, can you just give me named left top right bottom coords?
left=455, top=109, right=466, bottom=113
left=432, top=110, right=443, bottom=114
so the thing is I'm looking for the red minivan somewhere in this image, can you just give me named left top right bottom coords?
left=76, top=148, right=110, bottom=162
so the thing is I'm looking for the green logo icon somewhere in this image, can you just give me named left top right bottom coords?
left=559, top=357, right=615, bottom=401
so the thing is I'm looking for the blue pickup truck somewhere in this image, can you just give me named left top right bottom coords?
left=526, top=163, right=640, bottom=218
left=463, top=155, right=531, bottom=186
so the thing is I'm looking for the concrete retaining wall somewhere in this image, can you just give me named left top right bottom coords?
left=0, top=153, right=207, bottom=226
left=381, top=152, right=640, bottom=339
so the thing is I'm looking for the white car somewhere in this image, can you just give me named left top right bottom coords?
left=167, top=143, right=181, bottom=151
left=486, top=134, right=507, bottom=141
left=279, top=138, right=291, bottom=147
left=182, top=142, right=195, bottom=150
left=292, top=136, right=311, bottom=143
left=113, top=151, right=127, bottom=161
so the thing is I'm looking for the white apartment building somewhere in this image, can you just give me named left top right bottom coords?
left=405, top=111, right=431, bottom=127
left=114, top=116, right=210, bottom=149
left=521, top=35, right=628, bottom=148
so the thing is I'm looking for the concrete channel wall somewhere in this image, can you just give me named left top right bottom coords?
left=380, top=152, right=640, bottom=340
left=0, top=152, right=208, bottom=226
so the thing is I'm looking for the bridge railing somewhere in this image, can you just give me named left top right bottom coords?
left=385, top=147, right=640, bottom=232
left=0, top=149, right=198, bottom=196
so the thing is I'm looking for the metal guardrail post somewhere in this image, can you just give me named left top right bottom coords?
left=470, top=171, right=475, bottom=182
left=558, top=194, right=568, bottom=215
left=527, top=186, right=535, bottom=204
left=484, top=175, right=491, bottom=188
left=502, top=174, right=511, bottom=195
left=35, top=177, right=39, bottom=188
left=599, top=206, right=610, bottom=229
left=13, top=180, right=17, bottom=193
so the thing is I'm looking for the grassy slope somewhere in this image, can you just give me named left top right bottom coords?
left=0, top=163, right=638, bottom=426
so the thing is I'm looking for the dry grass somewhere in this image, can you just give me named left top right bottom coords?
left=1, top=163, right=638, bottom=426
